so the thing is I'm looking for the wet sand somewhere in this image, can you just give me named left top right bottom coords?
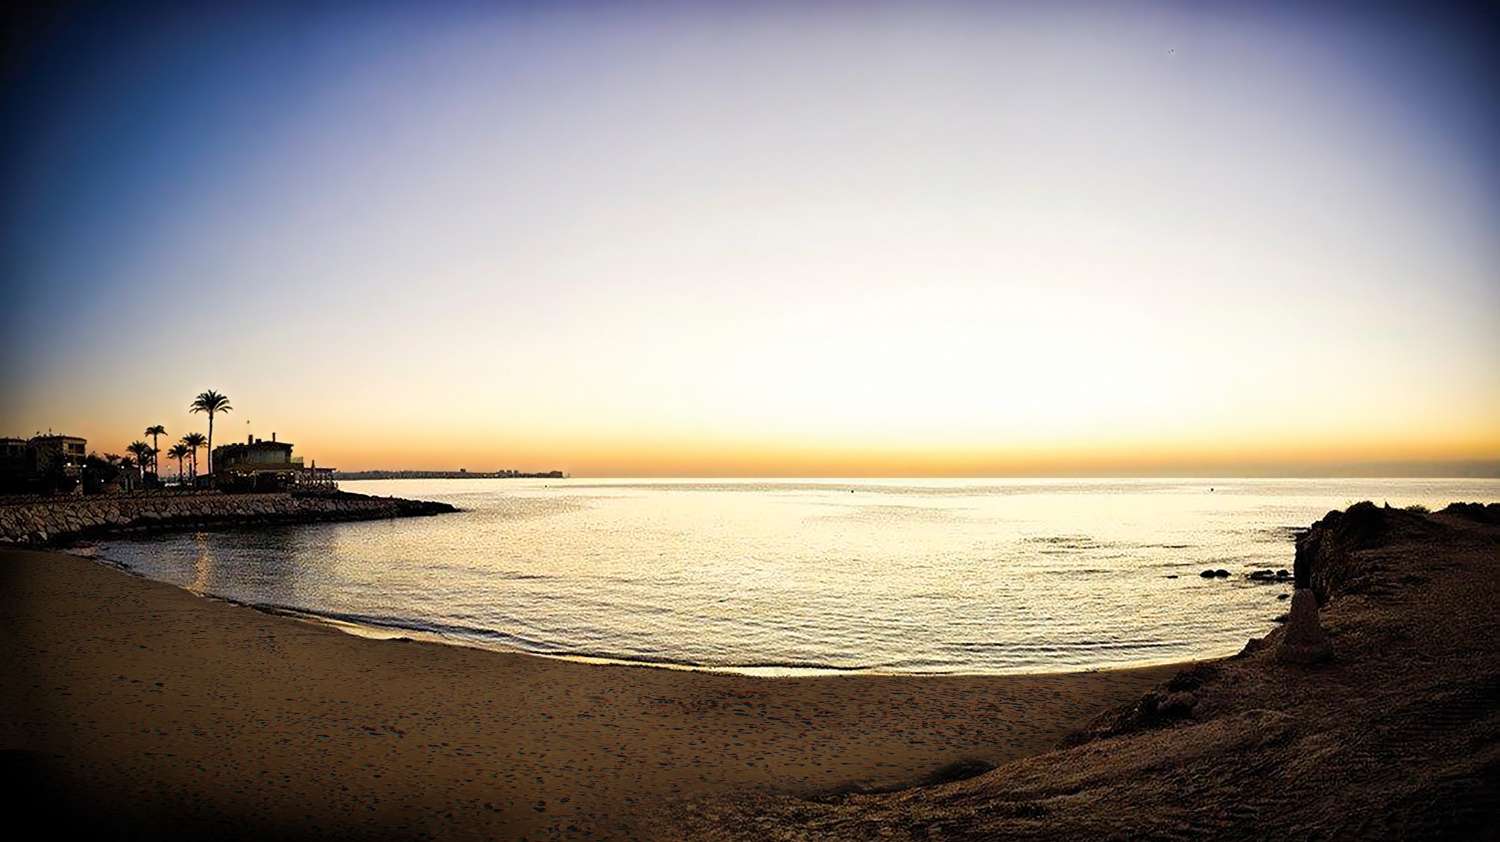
left=0, top=548, right=1180, bottom=839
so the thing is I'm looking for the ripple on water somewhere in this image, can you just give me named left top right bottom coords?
left=88, top=477, right=1500, bottom=673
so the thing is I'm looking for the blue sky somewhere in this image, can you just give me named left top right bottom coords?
left=2, top=1, right=1497, bottom=474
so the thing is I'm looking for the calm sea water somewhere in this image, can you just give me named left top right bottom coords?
left=91, top=478, right=1499, bottom=675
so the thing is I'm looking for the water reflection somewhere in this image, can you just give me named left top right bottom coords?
left=189, top=532, right=213, bottom=595
left=92, top=477, right=1500, bottom=674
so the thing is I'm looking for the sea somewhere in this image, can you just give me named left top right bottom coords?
left=89, top=477, right=1500, bottom=675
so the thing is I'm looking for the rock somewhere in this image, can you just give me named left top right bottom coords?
left=1278, top=593, right=1290, bottom=600
left=0, top=490, right=454, bottom=546
left=1214, top=569, right=1230, bottom=578
left=1165, top=574, right=1179, bottom=579
left=1294, top=501, right=1434, bottom=600
left=1200, top=570, right=1216, bottom=578
left=1237, top=636, right=1268, bottom=657
left=1276, top=588, right=1332, bottom=665
left=1439, top=502, right=1500, bottom=524
left=1160, top=691, right=1197, bottom=717
left=1248, top=570, right=1277, bottom=581
left=1276, top=569, right=1290, bottom=578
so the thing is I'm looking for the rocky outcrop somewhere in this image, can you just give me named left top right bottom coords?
left=0, top=491, right=456, bottom=546
left=1441, top=501, right=1500, bottom=525
left=1293, top=501, right=1438, bottom=604
left=1062, top=663, right=1220, bottom=744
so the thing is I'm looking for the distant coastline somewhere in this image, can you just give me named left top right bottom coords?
left=334, top=469, right=566, bottom=480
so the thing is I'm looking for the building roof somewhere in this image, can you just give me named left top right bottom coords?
left=215, top=440, right=294, bottom=452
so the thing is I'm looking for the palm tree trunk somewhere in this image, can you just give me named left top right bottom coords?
left=206, top=414, right=214, bottom=477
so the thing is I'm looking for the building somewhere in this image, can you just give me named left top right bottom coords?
left=1, top=438, right=29, bottom=472
left=0, top=433, right=88, bottom=493
left=211, top=433, right=335, bottom=491
left=29, top=434, right=88, bottom=473
left=0, top=438, right=33, bottom=489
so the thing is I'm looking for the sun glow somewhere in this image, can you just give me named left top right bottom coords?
left=2, top=2, right=1496, bottom=476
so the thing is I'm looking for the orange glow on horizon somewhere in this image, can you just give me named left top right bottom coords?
left=3, top=3, right=1497, bottom=479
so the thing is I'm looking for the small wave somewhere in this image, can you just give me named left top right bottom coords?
left=942, top=639, right=1184, bottom=653
left=806, top=504, right=966, bottom=524
left=251, top=604, right=572, bottom=652
left=247, top=602, right=904, bottom=672
left=1024, top=534, right=1096, bottom=545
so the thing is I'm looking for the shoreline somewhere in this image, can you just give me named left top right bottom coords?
left=1, top=546, right=1184, bottom=839
left=13, top=502, right=1491, bottom=838
left=70, top=543, right=1226, bottom=679
left=668, top=502, right=1500, bottom=840
left=220, top=603, right=1222, bottom=680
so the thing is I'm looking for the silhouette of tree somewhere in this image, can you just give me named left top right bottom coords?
left=126, top=441, right=153, bottom=482
left=188, top=391, right=232, bottom=477
left=168, top=443, right=191, bottom=483
left=144, top=425, right=167, bottom=475
left=181, top=432, right=207, bottom=481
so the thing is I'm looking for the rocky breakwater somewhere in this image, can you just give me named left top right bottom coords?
left=0, top=490, right=457, bottom=546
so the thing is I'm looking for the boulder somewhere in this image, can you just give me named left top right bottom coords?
left=1276, top=588, right=1332, bottom=665
left=1160, top=691, right=1197, bottom=718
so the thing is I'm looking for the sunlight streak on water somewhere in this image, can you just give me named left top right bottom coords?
left=93, top=477, right=1499, bottom=674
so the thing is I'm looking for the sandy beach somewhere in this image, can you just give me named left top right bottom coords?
left=0, top=548, right=1178, bottom=839
left=671, top=503, right=1500, bottom=840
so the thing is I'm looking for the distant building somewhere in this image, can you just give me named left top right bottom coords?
left=0, top=433, right=88, bottom=493
left=331, top=468, right=567, bottom=480
left=212, top=432, right=335, bottom=491
left=30, top=434, right=87, bottom=472
left=1, top=438, right=32, bottom=483
left=1, top=437, right=29, bottom=465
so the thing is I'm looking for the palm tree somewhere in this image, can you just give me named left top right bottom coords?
left=144, top=425, right=167, bottom=475
left=168, top=443, right=191, bottom=484
left=181, top=432, right=207, bottom=481
left=189, top=390, right=232, bottom=477
left=126, top=440, right=153, bottom=480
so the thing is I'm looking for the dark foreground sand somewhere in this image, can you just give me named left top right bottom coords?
left=0, top=549, right=1177, bottom=840
left=668, top=504, right=1500, bottom=840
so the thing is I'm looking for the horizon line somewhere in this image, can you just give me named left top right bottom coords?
left=335, top=472, right=1500, bottom=481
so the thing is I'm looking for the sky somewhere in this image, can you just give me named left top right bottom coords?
left=2, top=0, right=1497, bottom=476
